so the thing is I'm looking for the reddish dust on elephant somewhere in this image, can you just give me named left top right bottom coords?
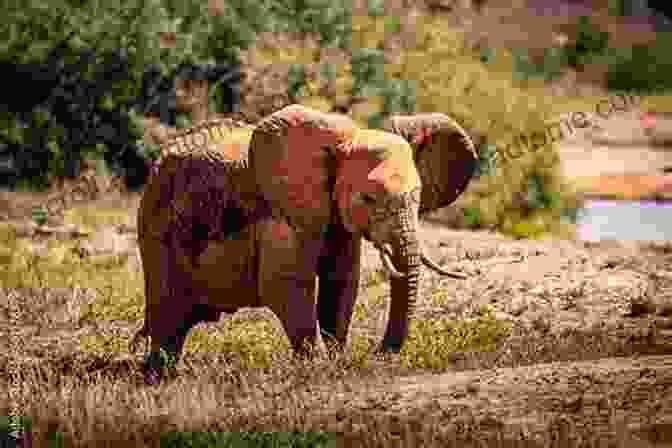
left=134, top=104, right=478, bottom=384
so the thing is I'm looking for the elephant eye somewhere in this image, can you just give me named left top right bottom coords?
left=361, top=193, right=376, bottom=204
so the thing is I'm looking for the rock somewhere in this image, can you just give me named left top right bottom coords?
left=76, top=226, right=137, bottom=258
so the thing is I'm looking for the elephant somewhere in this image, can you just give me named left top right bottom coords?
left=132, top=105, right=478, bottom=384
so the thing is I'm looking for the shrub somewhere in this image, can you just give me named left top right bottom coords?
left=564, top=15, right=610, bottom=68
left=354, top=12, right=578, bottom=238
left=367, top=79, right=417, bottom=129
left=510, top=47, right=567, bottom=83
left=607, top=0, right=626, bottom=16
left=605, top=33, right=672, bottom=94
left=287, top=64, right=309, bottom=101
left=0, top=0, right=251, bottom=189
left=268, top=0, right=353, bottom=50
left=475, top=143, right=497, bottom=177
left=367, top=0, right=386, bottom=17
left=462, top=207, right=482, bottom=228
left=350, top=48, right=386, bottom=97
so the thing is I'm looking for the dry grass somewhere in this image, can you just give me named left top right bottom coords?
left=4, top=4, right=672, bottom=446
left=2, top=202, right=671, bottom=447
left=0, top=202, right=520, bottom=447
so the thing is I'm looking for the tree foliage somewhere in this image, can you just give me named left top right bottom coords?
left=0, top=0, right=253, bottom=189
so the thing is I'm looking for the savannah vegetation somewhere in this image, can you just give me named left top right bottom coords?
left=2, top=0, right=672, bottom=446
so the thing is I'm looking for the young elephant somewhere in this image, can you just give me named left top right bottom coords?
left=133, top=105, right=477, bottom=384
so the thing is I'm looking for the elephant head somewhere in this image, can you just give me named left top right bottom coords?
left=383, top=113, right=479, bottom=277
left=249, top=105, right=474, bottom=353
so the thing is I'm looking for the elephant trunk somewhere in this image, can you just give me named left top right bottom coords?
left=380, top=209, right=423, bottom=353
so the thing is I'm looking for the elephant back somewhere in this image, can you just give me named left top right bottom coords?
left=154, top=118, right=254, bottom=171
left=384, top=113, right=478, bottom=216
left=249, top=104, right=357, bottom=232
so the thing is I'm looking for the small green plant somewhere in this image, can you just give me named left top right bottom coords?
left=319, top=62, right=336, bottom=90
left=269, top=0, right=352, bottom=49
left=564, top=15, right=610, bottom=68
left=159, top=348, right=178, bottom=370
left=383, top=15, right=402, bottom=35
left=605, top=34, right=672, bottom=94
left=462, top=207, right=482, bottom=228
left=175, top=113, right=192, bottom=129
left=367, top=0, right=386, bottom=16
left=402, top=306, right=511, bottom=369
left=561, top=204, right=580, bottom=224
left=538, top=46, right=567, bottom=81
left=607, top=0, right=626, bottom=16
left=368, top=79, right=417, bottom=129
left=510, top=48, right=538, bottom=82
left=31, top=206, right=49, bottom=226
left=525, top=173, right=561, bottom=211
left=476, top=143, right=497, bottom=177
left=287, top=63, right=308, bottom=101
left=137, top=141, right=161, bottom=162
left=479, top=45, right=496, bottom=65
left=511, top=47, right=566, bottom=83
left=350, top=48, right=386, bottom=97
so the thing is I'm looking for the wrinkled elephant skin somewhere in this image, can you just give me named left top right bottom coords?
left=135, top=107, right=478, bottom=384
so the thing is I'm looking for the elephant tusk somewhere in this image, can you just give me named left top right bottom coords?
left=421, top=252, right=468, bottom=279
left=376, top=245, right=405, bottom=278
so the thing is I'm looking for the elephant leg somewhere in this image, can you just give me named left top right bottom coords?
left=142, top=240, right=200, bottom=385
left=190, top=304, right=222, bottom=324
left=275, top=274, right=321, bottom=357
left=258, top=220, right=324, bottom=358
left=317, top=223, right=361, bottom=351
left=144, top=303, right=220, bottom=384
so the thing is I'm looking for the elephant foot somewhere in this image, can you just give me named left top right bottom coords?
left=142, top=349, right=179, bottom=386
left=142, top=352, right=164, bottom=386
left=379, top=335, right=404, bottom=354
left=320, top=328, right=347, bottom=355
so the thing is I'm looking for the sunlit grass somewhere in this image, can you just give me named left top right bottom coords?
left=1, top=206, right=511, bottom=372
left=63, top=204, right=134, bottom=232
left=402, top=307, right=512, bottom=370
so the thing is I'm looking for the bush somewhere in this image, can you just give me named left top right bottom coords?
left=564, top=15, right=610, bottom=68
left=367, top=79, right=417, bottom=129
left=605, top=33, right=672, bottom=94
left=607, top=0, right=626, bottom=16
left=287, top=64, right=309, bottom=101
left=350, top=48, right=386, bottom=97
left=0, top=0, right=249, bottom=189
left=475, top=143, right=497, bottom=177
left=268, top=0, right=352, bottom=50
left=353, top=12, right=578, bottom=239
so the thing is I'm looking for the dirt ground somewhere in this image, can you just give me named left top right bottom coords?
left=2, top=107, right=672, bottom=444
left=1, top=187, right=672, bottom=444
left=2, top=2, right=672, bottom=441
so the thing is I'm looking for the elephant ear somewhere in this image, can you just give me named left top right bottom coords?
left=249, top=104, right=357, bottom=232
left=384, top=113, right=478, bottom=216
